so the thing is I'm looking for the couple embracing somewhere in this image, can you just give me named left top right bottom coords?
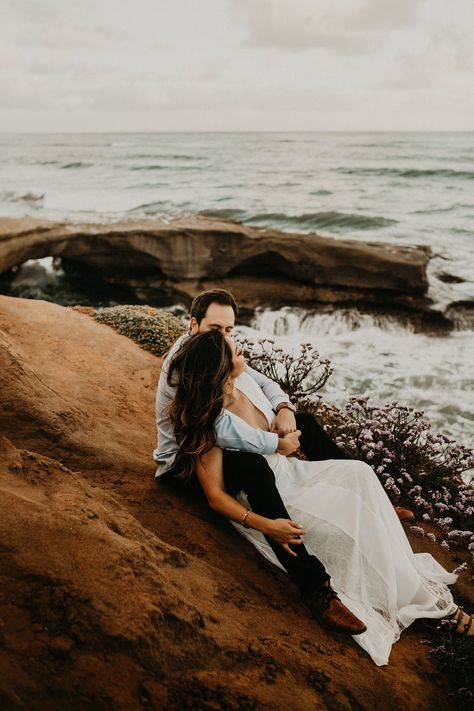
left=153, top=289, right=472, bottom=666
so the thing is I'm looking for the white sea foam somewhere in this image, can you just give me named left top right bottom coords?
left=237, top=307, right=474, bottom=448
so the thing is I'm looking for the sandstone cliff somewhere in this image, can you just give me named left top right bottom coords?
left=0, top=295, right=470, bottom=710
left=0, top=216, right=441, bottom=328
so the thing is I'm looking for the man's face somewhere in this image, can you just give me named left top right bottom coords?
left=190, top=302, right=235, bottom=335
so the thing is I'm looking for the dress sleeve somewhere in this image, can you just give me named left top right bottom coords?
left=214, top=411, right=278, bottom=454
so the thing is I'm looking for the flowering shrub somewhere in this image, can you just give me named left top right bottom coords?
left=305, top=396, right=474, bottom=572
left=239, top=338, right=333, bottom=401
left=427, top=620, right=474, bottom=708
left=239, top=338, right=474, bottom=573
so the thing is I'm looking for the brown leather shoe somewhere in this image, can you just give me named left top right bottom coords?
left=394, top=506, right=415, bottom=522
left=303, top=584, right=367, bottom=636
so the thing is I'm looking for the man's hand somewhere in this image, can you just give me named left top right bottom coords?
left=264, top=518, right=306, bottom=557
left=271, top=408, right=297, bottom=436
left=277, top=430, right=301, bottom=456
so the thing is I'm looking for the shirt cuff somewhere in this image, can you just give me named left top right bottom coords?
left=271, top=396, right=291, bottom=411
left=261, top=431, right=279, bottom=454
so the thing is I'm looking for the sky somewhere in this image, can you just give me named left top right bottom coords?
left=1, top=0, right=473, bottom=132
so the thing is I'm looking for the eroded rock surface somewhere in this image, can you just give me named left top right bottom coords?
left=0, top=216, right=439, bottom=326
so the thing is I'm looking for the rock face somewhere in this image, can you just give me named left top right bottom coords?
left=0, top=295, right=469, bottom=710
left=0, top=216, right=438, bottom=326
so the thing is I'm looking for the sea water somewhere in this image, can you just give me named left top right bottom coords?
left=0, top=131, right=473, bottom=445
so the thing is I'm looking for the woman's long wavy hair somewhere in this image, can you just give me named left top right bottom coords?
left=167, top=330, right=233, bottom=479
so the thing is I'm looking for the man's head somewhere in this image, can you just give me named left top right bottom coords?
left=189, top=289, right=238, bottom=335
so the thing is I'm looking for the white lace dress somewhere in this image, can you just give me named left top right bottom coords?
left=229, top=372, right=458, bottom=666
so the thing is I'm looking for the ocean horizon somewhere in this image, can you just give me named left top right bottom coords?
left=1, top=130, right=473, bottom=447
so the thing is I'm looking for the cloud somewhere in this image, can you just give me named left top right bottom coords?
left=231, top=0, right=426, bottom=52
left=384, top=25, right=474, bottom=91
left=80, top=83, right=169, bottom=110
left=0, top=0, right=472, bottom=130
left=0, top=76, right=54, bottom=109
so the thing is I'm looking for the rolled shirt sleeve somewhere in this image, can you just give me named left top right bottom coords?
left=245, top=365, right=290, bottom=411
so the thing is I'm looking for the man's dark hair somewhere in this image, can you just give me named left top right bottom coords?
left=190, top=289, right=238, bottom=324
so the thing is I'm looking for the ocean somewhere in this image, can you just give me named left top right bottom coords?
left=0, top=131, right=473, bottom=446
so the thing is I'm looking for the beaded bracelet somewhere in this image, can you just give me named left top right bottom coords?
left=240, top=509, right=251, bottom=528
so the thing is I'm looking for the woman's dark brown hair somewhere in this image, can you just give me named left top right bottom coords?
left=167, top=330, right=233, bottom=479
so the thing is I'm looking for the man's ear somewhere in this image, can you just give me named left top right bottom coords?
left=189, top=317, right=199, bottom=334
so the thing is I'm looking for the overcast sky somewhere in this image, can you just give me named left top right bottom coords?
left=1, top=0, right=473, bottom=132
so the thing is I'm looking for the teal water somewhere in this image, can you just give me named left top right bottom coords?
left=1, top=131, right=473, bottom=306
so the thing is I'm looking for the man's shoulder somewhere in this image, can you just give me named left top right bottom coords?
left=244, top=365, right=267, bottom=384
left=236, top=369, right=258, bottom=387
left=162, top=333, right=189, bottom=369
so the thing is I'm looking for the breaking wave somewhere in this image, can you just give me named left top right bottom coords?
left=335, top=167, right=474, bottom=180
left=0, top=191, right=45, bottom=203
left=199, top=208, right=397, bottom=231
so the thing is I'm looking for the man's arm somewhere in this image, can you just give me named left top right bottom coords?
left=153, top=334, right=188, bottom=468
left=245, top=365, right=297, bottom=436
left=245, top=365, right=290, bottom=410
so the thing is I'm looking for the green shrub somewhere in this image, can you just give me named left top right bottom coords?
left=93, top=305, right=186, bottom=357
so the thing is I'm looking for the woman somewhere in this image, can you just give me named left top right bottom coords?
left=167, top=330, right=473, bottom=665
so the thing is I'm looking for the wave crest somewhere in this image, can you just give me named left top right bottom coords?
left=199, top=209, right=396, bottom=231
left=0, top=191, right=45, bottom=203
left=336, top=167, right=474, bottom=180
left=61, top=162, right=93, bottom=169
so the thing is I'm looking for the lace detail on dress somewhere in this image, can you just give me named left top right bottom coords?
left=231, top=456, right=457, bottom=666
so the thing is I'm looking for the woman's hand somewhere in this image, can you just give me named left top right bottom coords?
left=277, top=430, right=301, bottom=456
left=264, top=518, right=306, bottom=557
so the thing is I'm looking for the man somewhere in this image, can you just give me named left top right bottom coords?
left=153, top=289, right=410, bottom=635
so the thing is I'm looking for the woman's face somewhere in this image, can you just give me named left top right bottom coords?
left=228, top=338, right=247, bottom=379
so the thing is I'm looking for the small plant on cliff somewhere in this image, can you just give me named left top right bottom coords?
left=425, top=620, right=474, bottom=709
left=239, top=338, right=333, bottom=400
left=93, top=305, right=186, bottom=357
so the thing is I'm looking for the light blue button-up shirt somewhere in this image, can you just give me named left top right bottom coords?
left=153, top=334, right=290, bottom=476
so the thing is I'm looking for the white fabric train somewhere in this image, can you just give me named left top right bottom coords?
left=228, top=371, right=457, bottom=666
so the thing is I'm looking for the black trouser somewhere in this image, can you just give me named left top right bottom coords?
left=296, top=411, right=349, bottom=462
left=160, top=411, right=347, bottom=593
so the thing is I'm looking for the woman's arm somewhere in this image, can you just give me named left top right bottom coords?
left=195, top=447, right=306, bottom=557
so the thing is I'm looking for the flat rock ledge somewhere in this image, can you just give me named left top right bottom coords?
left=0, top=215, right=446, bottom=330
